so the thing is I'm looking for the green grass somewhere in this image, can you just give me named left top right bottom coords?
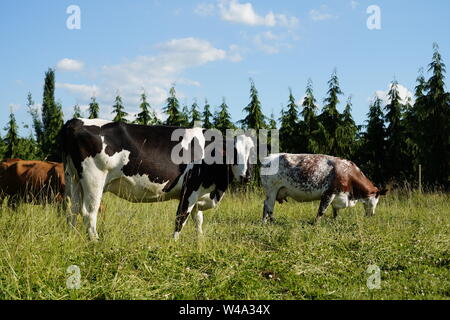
left=0, top=190, right=449, bottom=300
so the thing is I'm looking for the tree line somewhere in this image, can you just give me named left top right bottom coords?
left=0, top=44, right=448, bottom=189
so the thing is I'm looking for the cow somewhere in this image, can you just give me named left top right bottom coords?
left=261, top=153, right=387, bottom=223
left=60, top=118, right=255, bottom=241
left=0, top=159, right=65, bottom=207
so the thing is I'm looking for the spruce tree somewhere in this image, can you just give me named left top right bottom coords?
left=338, top=97, right=358, bottom=159
left=279, top=88, right=300, bottom=153
left=214, top=98, right=235, bottom=135
left=164, top=87, right=183, bottom=126
left=27, top=92, right=43, bottom=153
left=300, top=79, right=319, bottom=153
left=268, top=112, right=277, bottom=129
left=3, top=111, right=20, bottom=159
left=73, top=104, right=82, bottom=118
left=136, top=93, right=152, bottom=125
left=112, top=95, right=128, bottom=122
left=41, top=68, right=64, bottom=160
left=239, top=79, right=266, bottom=130
left=202, top=99, right=213, bottom=129
left=421, top=43, right=449, bottom=187
left=318, top=70, right=344, bottom=155
left=88, top=96, right=100, bottom=119
left=363, top=97, right=386, bottom=184
left=180, top=104, right=190, bottom=127
left=384, top=80, right=408, bottom=182
left=190, top=101, right=202, bottom=127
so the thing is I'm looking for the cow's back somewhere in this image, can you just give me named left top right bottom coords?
left=0, top=160, right=65, bottom=200
left=262, top=154, right=335, bottom=202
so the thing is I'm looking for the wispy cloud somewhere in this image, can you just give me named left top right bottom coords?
left=351, top=1, right=359, bottom=10
left=56, top=38, right=238, bottom=118
left=309, top=5, right=337, bottom=21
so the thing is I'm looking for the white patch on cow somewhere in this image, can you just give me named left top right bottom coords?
left=181, top=128, right=206, bottom=158
left=332, top=192, right=357, bottom=209
left=232, top=135, right=255, bottom=179
left=105, top=174, right=170, bottom=202
left=79, top=118, right=112, bottom=127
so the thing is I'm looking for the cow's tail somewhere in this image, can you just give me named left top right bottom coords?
left=59, top=120, right=82, bottom=223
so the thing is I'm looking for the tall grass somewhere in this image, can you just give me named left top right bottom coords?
left=0, top=190, right=448, bottom=300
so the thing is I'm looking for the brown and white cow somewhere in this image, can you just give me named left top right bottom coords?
left=0, top=159, right=65, bottom=207
left=261, top=154, right=387, bottom=223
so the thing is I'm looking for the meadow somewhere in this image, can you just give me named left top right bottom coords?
left=0, top=190, right=448, bottom=300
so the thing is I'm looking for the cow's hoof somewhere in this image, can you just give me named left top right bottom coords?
left=173, top=232, right=180, bottom=241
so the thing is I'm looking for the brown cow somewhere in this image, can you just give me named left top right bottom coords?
left=261, top=154, right=388, bottom=223
left=0, top=159, right=65, bottom=207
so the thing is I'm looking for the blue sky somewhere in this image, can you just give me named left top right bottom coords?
left=1, top=0, right=449, bottom=136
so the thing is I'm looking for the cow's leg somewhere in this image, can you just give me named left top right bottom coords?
left=262, top=192, right=276, bottom=224
left=315, top=192, right=335, bottom=223
left=80, top=173, right=106, bottom=241
left=174, top=190, right=200, bottom=241
left=191, top=206, right=204, bottom=235
left=332, top=206, right=339, bottom=219
left=67, top=180, right=82, bottom=228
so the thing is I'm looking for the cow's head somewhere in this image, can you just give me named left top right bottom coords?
left=231, top=134, right=255, bottom=183
left=362, top=188, right=388, bottom=216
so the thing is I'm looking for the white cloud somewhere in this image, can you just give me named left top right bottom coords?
left=309, top=5, right=336, bottom=21
left=57, top=58, right=84, bottom=71
left=56, top=38, right=234, bottom=119
left=9, top=103, right=21, bottom=113
left=56, top=83, right=99, bottom=101
left=374, top=83, right=414, bottom=106
left=197, top=0, right=299, bottom=28
left=351, top=1, right=359, bottom=10
left=251, top=31, right=296, bottom=54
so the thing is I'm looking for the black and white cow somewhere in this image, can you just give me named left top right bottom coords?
left=261, top=153, right=387, bottom=223
left=60, top=118, right=254, bottom=240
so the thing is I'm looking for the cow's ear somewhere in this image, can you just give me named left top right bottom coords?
left=377, top=189, right=388, bottom=197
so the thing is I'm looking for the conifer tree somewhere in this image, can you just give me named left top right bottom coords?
left=384, top=80, right=408, bottom=182
left=420, top=43, right=449, bottom=187
left=214, top=98, right=235, bottom=135
left=73, top=104, right=82, bottom=118
left=338, top=96, right=358, bottom=159
left=190, top=101, right=202, bottom=127
left=300, top=79, right=319, bottom=153
left=239, top=79, right=266, bottom=130
left=136, top=93, right=154, bottom=125
left=202, top=99, right=213, bottom=129
left=363, top=97, right=386, bottom=184
left=3, top=111, right=20, bottom=159
left=27, top=92, right=43, bottom=152
left=279, top=88, right=300, bottom=153
left=88, top=96, right=100, bottom=119
left=318, top=70, right=344, bottom=155
left=41, top=68, right=64, bottom=160
left=268, top=112, right=277, bottom=129
left=164, top=87, right=183, bottom=126
left=180, top=104, right=190, bottom=127
left=112, top=95, right=128, bottom=122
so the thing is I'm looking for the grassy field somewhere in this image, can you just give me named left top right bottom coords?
left=0, top=190, right=448, bottom=300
